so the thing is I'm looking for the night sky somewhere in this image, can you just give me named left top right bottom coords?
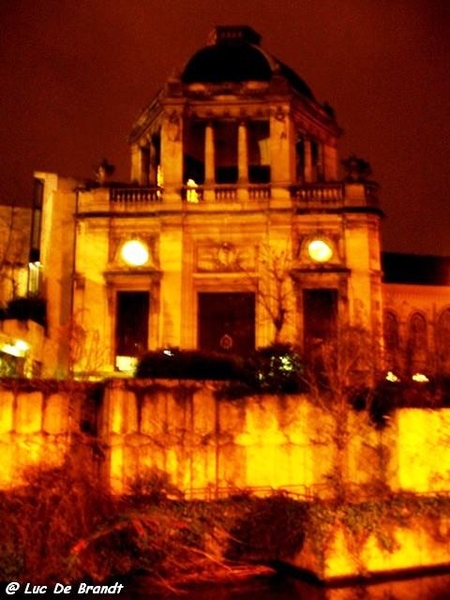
left=1, top=0, right=448, bottom=256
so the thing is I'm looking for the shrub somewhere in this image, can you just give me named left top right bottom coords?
left=135, top=348, right=244, bottom=380
left=1, top=294, right=47, bottom=328
left=0, top=463, right=114, bottom=583
left=136, top=345, right=307, bottom=397
left=244, top=343, right=307, bottom=394
left=226, top=494, right=307, bottom=562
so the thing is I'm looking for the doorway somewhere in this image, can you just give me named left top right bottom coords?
left=198, top=292, right=255, bottom=355
left=115, top=291, right=149, bottom=364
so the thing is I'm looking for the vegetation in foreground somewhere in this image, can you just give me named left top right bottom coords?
left=0, top=464, right=289, bottom=589
left=2, top=464, right=450, bottom=591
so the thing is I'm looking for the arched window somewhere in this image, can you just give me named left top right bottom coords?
left=407, top=312, right=428, bottom=374
left=384, top=311, right=400, bottom=371
left=436, top=308, right=450, bottom=376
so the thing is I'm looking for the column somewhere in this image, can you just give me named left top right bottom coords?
left=148, top=141, right=157, bottom=187
left=238, top=121, right=249, bottom=200
left=140, top=145, right=150, bottom=186
left=324, top=144, right=338, bottom=180
left=160, top=109, right=183, bottom=202
left=238, top=121, right=248, bottom=183
left=130, top=144, right=140, bottom=184
left=204, top=122, right=215, bottom=201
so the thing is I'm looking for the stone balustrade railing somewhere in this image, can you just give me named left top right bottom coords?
left=109, top=187, right=163, bottom=203
left=76, top=181, right=379, bottom=213
left=291, top=181, right=380, bottom=210
left=290, top=183, right=344, bottom=207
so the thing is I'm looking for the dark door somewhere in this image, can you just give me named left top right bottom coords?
left=198, top=292, right=255, bottom=355
left=115, top=291, right=149, bottom=357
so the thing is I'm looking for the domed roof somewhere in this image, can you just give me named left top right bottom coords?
left=182, top=43, right=272, bottom=85
left=181, top=26, right=315, bottom=101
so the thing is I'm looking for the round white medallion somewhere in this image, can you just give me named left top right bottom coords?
left=307, top=239, right=333, bottom=263
left=121, top=240, right=149, bottom=266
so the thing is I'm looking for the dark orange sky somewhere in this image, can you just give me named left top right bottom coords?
left=1, top=0, right=448, bottom=255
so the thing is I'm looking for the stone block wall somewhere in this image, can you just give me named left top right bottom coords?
left=0, top=381, right=101, bottom=488
left=2, top=378, right=450, bottom=498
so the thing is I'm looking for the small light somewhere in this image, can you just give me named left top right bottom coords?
left=163, top=349, right=174, bottom=356
left=115, top=356, right=137, bottom=372
left=15, top=340, right=30, bottom=352
left=307, top=239, right=333, bottom=263
left=386, top=371, right=400, bottom=383
left=121, top=240, right=149, bottom=266
left=412, top=373, right=429, bottom=383
left=0, top=339, right=29, bottom=357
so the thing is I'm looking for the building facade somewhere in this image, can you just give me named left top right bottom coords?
left=1, top=26, right=449, bottom=381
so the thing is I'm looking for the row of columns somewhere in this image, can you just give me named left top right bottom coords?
left=131, top=121, right=338, bottom=189
left=204, top=121, right=249, bottom=185
left=131, top=139, right=160, bottom=187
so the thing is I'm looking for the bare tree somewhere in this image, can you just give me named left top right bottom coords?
left=240, top=241, right=294, bottom=345
left=308, top=324, right=388, bottom=500
left=60, top=309, right=111, bottom=379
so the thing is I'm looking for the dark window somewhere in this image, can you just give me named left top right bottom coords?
left=406, top=312, right=428, bottom=374
left=116, top=292, right=149, bottom=357
left=384, top=311, right=400, bottom=371
left=198, top=292, right=255, bottom=355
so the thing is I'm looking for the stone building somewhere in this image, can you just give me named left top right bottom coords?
left=0, top=25, right=449, bottom=380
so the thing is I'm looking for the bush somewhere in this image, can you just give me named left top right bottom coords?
left=349, top=376, right=439, bottom=429
left=135, top=348, right=244, bottom=380
left=0, top=463, right=114, bottom=583
left=244, top=344, right=306, bottom=394
left=136, top=345, right=307, bottom=396
left=226, top=494, right=307, bottom=562
left=1, top=294, right=47, bottom=328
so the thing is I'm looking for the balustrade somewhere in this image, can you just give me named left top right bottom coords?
left=290, top=183, right=344, bottom=206
left=109, top=187, right=162, bottom=204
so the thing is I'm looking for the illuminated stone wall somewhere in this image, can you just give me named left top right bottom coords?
left=0, top=381, right=100, bottom=488
left=296, top=517, right=450, bottom=582
left=101, top=380, right=450, bottom=496
left=2, top=379, right=450, bottom=499
left=103, top=379, right=335, bottom=495
left=2, top=378, right=450, bottom=581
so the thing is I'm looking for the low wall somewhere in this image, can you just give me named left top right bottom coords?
left=295, top=517, right=450, bottom=582
left=2, top=378, right=450, bottom=581
left=1, top=378, right=450, bottom=499
left=0, top=380, right=101, bottom=488
left=101, top=379, right=450, bottom=497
